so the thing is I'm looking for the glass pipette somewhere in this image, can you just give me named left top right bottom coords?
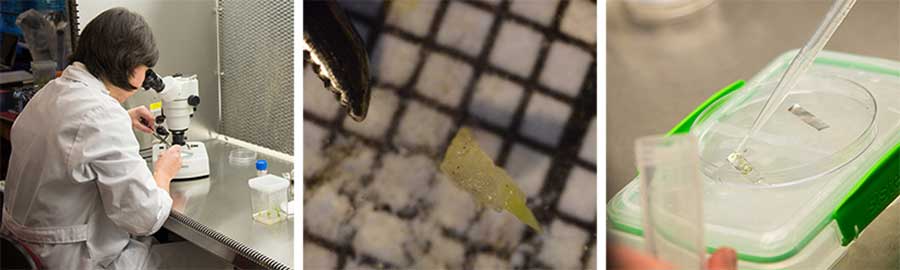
left=730, top=0, right=858, bottom=176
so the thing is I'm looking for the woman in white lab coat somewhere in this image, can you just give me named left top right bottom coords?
left=0, top=8, right=183, bottom=269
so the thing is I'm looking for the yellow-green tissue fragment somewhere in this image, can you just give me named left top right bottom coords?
left=727, top=152, right=754, bottom=176
left=439, top=128, right=542, bottom=233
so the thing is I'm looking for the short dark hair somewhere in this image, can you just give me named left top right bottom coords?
left=71, top=8, right=158, bottom=91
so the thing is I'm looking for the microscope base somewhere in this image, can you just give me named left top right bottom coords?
left=151, top=141, right=210, bottom=181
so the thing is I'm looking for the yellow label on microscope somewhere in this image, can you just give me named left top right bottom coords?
left=150, top=102, right=162, bottom=111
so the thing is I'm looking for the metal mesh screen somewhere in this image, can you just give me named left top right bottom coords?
left=218, top=0, right=294, bottom=154
left=304, top=0, right=597, bottom=269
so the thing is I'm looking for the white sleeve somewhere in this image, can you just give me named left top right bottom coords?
left=71, top=105, right=172, bottom=236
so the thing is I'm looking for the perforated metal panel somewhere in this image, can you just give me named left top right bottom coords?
left=218, top=0, right=294, bottom=154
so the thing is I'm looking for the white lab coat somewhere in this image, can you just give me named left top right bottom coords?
left=0, top=62, right=172, bottom=269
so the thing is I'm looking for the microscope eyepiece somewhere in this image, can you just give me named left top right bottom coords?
left=142, top=69, right=165, bottom=92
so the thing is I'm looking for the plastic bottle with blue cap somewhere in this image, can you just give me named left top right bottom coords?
left=256, top=159, right=268, bottom=176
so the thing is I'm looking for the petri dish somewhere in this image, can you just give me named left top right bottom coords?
left=690, top=73, right=876, bottom=188
left=229, top=148, right=258, bottom=166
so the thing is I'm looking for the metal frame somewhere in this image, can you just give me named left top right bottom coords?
left=67, top=0, right=79, bottom=52
left=164, top=211, right=291, bottom=270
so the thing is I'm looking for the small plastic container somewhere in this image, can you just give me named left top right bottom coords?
left=248, top=174, right=289, bottom=225
left=636, top=134, right=705, bottom=268
left=256, top=160, right=268, bottom=176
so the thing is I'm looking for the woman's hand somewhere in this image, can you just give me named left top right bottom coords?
left=127, top=106, right=155, bottom=134
left=609, top=244, right=737, bottom=270
left=153, top=145, right=182, bottom=193
left=707, top=248, right=738, bottom=270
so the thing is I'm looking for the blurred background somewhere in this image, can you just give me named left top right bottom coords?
left=304, top=0, right=597, bottom=269
left=607, top=0, right=899, bottom=268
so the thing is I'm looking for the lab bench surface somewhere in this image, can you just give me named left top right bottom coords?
left=163, top=139, right=293, bottom=270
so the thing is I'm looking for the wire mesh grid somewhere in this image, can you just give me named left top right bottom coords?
left=218, top=0, right=294, bottom=154
left=304, top=0, right=597, bottom=269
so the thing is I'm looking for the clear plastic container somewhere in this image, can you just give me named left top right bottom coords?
left=248, top=175, right=289, bottom=225
left=608, top=50, right=900, bottom=269
left=229, top=148, right=258, bottom=166
left=30, top=60, right=56, bottom=86
left=636, top=134, right=705, bottom=269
